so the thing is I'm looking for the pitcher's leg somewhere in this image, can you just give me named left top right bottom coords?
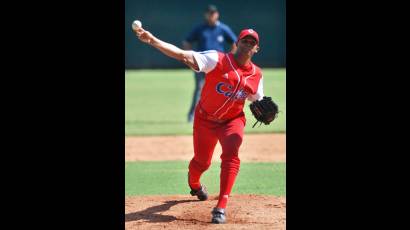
left=216, top=116, right=245, bottom=209
left=188, top=117, right=218, bottom=190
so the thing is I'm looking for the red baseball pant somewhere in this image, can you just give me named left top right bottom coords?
left=188, top=111, right=245, bottom=209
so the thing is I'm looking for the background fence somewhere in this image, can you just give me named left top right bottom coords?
left=125, top=0, right=286, bottom=68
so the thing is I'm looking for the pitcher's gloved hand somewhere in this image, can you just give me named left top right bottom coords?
left=249, top=96, right=279, bottom=128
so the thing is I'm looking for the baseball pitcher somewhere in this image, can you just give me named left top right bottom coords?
left=133, top=24, right=278, bottom=224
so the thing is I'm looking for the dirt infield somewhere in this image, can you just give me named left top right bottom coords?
left=126, top=133, right=285, bottom=162
left=125, top=133, right=286, bottom=229
left=125, top=194, right=285, bottom=230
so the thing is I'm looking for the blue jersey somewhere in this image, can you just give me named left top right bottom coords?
left=185, top=21, right=237, bottom=52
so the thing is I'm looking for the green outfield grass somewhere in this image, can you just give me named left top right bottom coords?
left=125, top=161, right=286, bottom=196
left=125, top=68, right=286, bottom=136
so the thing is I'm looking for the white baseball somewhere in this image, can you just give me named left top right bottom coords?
left=132, top=20, right=142, bottom=30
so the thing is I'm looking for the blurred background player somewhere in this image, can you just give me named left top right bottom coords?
left=183, top=4, right=237, bottom=122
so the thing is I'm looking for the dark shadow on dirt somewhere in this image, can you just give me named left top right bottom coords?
left=125, top=199, right=200, bottom=223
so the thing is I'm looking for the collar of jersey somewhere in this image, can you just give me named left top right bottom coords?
left=228, top=53, right=253, bottom=72
left=205, top=20, right=220, bottom=27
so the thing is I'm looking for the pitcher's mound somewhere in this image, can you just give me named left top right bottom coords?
left=125, top=194, right=285, bottom=229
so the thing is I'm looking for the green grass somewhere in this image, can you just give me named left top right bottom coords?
left=125, top=68, right=286, bottom=136
left=125, top=161, right=286, bottom=196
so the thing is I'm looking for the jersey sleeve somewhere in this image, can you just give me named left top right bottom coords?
left=223, top=25, right=237, bottom=44
left=185, top=26, right=199, bottom=43
left=191, top=50, right=219, bottom=74
left=247, top=76, right=264, bottom=102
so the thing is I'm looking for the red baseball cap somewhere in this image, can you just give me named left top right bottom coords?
left=237, top=29, right=259, bottom=45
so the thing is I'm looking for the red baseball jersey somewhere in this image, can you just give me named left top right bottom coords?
left=191, top=50, right=264, bottom=120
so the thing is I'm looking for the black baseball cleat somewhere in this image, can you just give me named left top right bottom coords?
left=188, top=172, right=208, bottom=201
left=190, top=185, right=208, bottom=201
left=211, top=207, right=226, bottom=224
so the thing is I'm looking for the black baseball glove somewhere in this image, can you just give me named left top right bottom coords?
left=249, top=96, right=279, bottom=128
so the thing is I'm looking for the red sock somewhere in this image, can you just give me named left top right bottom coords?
left=188, top=162, right=202, bottom=190
left=217, top=156, right=240, bottom=209
left=217, top=195, right=229, bottom=209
